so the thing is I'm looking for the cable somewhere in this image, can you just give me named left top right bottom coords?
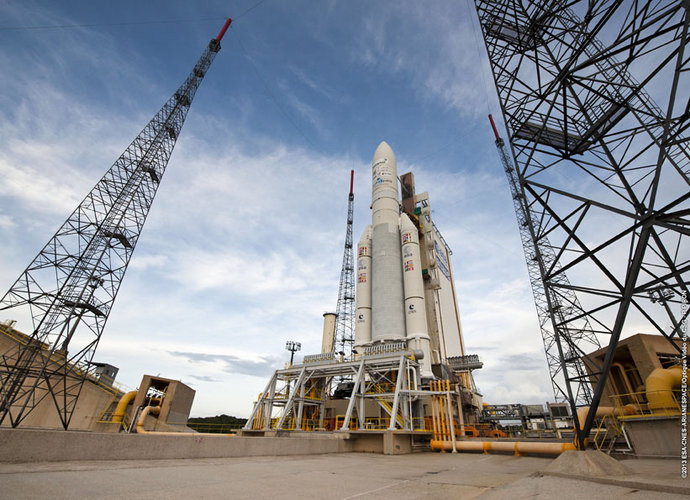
left=463, top=0, right=492, bottom=114
left=0, top=17, right=226, bottom=32
left=234, top=0, right=271, bottom=20
left=233, top=27, right=320, bottom=152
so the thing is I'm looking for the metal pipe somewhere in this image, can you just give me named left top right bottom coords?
left=575, top=404, right=636, bottom=430
left=444, top=380, right=457, bottom=453
left=112, top=390, right=138, bottom=424
left=611, top=362, right=635, bottom=394
left=430, top=381, right=439, bottom=441
left=215, top=18, right=232, bottom=42
left=646, top=366, right=686, bottom=412
left=136, top=405, right=234, bottom=436
left=438, top=382, right=448, bottom=442
left=431, top=439, right=576, bottom=455
left=455, top=383, right=465, bottom=436
left=135, top=405, right=160, bottom=434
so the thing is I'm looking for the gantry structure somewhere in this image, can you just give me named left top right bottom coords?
left=474, top=0, right=689, bottom=448
left=0, top=19, right=232, bottom=429
left=244, top=343, right=428, bottom=432
left=333, top=170, right=356, bottom=359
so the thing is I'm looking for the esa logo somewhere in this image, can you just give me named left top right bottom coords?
left=408, top=304, right=417, bottom=314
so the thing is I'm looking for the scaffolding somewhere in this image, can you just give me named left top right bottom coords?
left=245, top=344, right=435, bottom=432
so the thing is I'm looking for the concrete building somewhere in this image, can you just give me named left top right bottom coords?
left=0, top=320, right=195, bottom=434
left=583, top=333, right=684, bottom=458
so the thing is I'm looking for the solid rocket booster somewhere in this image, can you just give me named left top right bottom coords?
left=401, top=212, right=432, bottom=376
left=354, top=225, right=373, bottom=349
left=370, top=141, right=406, bottom=343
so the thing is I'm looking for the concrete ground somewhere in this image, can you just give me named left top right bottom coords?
left=0, top=453, right=686, bottom=499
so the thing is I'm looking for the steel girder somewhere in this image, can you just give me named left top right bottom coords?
left=474, top=0, right=689, bottom=447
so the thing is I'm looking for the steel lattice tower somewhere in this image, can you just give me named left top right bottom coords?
left=0, top=19, right=232, bottom=429
left=489, top=114, right=601, bottom=407
left=334, top=170, right=356, bottom=359
left=474, top=0, right=689, bottom=448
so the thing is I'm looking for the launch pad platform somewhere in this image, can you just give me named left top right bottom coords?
left=0, top=444, right=685, bottom=499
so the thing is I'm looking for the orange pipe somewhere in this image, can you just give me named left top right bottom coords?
left=431, top=440, right=576, bottom=455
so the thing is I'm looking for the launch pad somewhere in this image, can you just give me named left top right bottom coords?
left=242, top=142, right=485, bottom=449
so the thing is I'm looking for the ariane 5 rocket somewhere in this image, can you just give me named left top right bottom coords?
left=354, top=141, right=433, bottom=377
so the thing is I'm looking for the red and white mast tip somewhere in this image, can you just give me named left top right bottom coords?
left=215, top=18, right=232, bottom=42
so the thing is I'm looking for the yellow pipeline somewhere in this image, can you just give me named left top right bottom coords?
left=431, top=440, right=576, bottom=455
left=136, top=405, right=161, bottom=434
left=136, top=405, right=234, bottom=436
left=647, top=366, right=686, bottom=412
left=611, top=362, right=635, bottom=394
left=575, top=404, right=636, bottom=430
left=430, top=381, right=439, bottom=441
left=112, top=390, right=137, bottom=423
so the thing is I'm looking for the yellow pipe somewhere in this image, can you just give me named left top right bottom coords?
left=575, top=404, right=636, bottom=430
left=136, top=405, right=161, bottom=434
left=112, top=390, right=138, bottom=424
left=647, top=366, right=686, bottom=412
left=431, top=440, right=576, bottom=455
left=439, top=382, right=448, bottom=441
left=430, top=381, right=439, bottom=441
left=612, top=362, right=635, bottom=394
left=136, top=405, right=234, bottom=436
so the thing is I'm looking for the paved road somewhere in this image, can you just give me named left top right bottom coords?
left=0, top=453, right=685, bottom=499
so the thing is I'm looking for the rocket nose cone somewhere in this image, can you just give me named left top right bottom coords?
left=373, top=141, right=395, bottom=163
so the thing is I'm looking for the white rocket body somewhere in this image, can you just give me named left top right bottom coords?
left=370, top=142, right=406, bottom=343
left=401, top=213, right=432, bottom=376
left=351, top=141, right=433, bottom=377
left=354, top=225, right=372, bottom=349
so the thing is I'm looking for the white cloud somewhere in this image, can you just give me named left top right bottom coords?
left=350, top=0, right=495, bottom=117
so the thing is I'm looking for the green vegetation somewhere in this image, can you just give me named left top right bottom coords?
left=186, top=414, right=248, bottom=433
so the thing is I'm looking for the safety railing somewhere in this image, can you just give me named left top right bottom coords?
left=592, top=414, right=622, bottom=452
left=0, top=322, right=132, bottom=398
left=611, top=389, right=682, bottom=419
left=332, top=415, right=429, bottom=431
left=179, top=422, right=243, bottom=434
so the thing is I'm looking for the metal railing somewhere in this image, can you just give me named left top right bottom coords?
left=611, top=389, right=682, bottom=419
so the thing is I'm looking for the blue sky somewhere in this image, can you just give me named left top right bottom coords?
left=0, top=0, right=558, bottom=417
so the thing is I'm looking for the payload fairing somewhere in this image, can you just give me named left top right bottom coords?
left=355, top=142, right=433, bottom=376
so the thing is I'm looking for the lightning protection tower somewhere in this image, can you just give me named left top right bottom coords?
left=474, top=0, right=689, bottom=448
left=0, top=18, right=233, bottom=429
left=488, top=114, right=601, bottom=408
left=333, top=170, right=356, bottom=359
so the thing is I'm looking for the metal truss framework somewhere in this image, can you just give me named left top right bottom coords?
left=490, top=116, right=601, bottom=408
left=474, top=0, right=689, bottom=448
left=0, top=26, right=229, bottom=429
left=244, top=349, right=429, bottom=432
left=333, top=171, right=356, bottom=360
